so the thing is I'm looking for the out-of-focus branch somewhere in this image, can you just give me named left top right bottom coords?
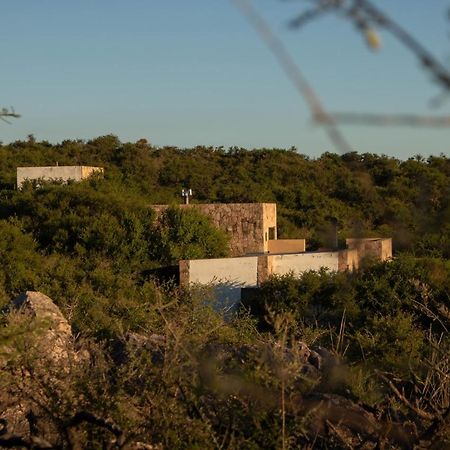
left=232, top=0, right=353, bottom=153
left=288, top=0, right=450, bottom=93
left=376, top=370, right=436, bottom=422
left=0, top=107, right=21, bottom=124
left=330, top=112, right=450, bottom=127
left=356, top=0, right=450, bottom=92
left=65, top=411, right=125, bottom=448
left=288, top=1, right=336, bottom=29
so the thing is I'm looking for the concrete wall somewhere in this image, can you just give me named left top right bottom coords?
left=346, top=238, right=392, bottom=263
left=338, top=248, right=360, bottom=272
left=270, top=252, right=339, bottom=277
left=152, top=203, right=277, bottom=257
left=179, top=242, right=388, bottom=306
left=181, top=251, right=340, bottom=289
left=81, top=166, right=104, bottom=179
left=17, top=166, right=103, bottom=188
left=268, top=239, right=306, bottom=254
left=180, top=256, right=258, bottom=310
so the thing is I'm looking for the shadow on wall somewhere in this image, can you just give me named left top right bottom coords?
left=191, top=279, right=246, bottom=316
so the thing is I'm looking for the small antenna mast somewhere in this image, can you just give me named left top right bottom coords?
left=181, top=188, right=193, bottom=205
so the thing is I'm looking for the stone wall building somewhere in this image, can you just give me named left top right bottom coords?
left=153, top=201, right=392, bottom=309
left=151, top=203, right=283, bottom=257
left=17, top=166, right=104, bottom=189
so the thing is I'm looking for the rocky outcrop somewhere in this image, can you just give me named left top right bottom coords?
left=0, top=291, right=417, bottom=449
left=0, top=292, right=162, bottom=449
left=11, top=291, right=73, bottom=362
left=0, top=291, right=76, bottom=441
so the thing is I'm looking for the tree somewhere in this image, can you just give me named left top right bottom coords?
left=151, top=206, right=229, bottom=264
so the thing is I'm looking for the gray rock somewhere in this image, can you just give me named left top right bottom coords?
left=0, top=291, right=75, bottom=440
left=12, top=291, right=73, bottom=362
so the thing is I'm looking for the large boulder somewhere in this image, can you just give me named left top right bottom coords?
left=0, top=291, right=75, bottom=440
left=11, top=291, right=73, bottom=362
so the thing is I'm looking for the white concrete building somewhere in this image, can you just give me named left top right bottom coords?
left=17, top=166, right=103, bottom=189
left=179, top=237, right=392, bottom=310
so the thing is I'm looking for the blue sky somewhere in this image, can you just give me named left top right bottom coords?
left=1, top=0, right=449, bottom=158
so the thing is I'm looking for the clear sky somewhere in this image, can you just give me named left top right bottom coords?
left=1, top=0, right=449, bottom=158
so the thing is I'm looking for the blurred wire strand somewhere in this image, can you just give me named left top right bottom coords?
left=331, top=112, right=450, bottom=127
left=0, top=107, right=21, bottom=124
left=232, top=0, right=353, bottom=153
left=288, top=0, right=450, bottom=95
left=233, top=0, right=450, bottom=151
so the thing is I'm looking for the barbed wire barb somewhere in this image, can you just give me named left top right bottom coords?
left=0, top=107, right=21, bottom=124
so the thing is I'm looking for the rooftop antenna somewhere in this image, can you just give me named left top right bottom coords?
left=181, top=188, right=193, bottom=205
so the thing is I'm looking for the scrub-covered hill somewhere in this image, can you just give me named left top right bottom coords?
left=1, top=135, right=449, bottom=255
left=0, top=136, right=449, bottom=448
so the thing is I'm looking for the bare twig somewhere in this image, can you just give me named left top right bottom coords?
left=325, top=419, right=354, bottom=450
left=376, top=371, right=435, bottom=422
left=0, top=418, right=55, bottom=449
left=0, top=107, right=21, bottom=124
left=0, top=435, right=55, bottom=449
left=287, top=0, right=450, bottom=93
left=65, top=411, right=125, bottom=450
left=330, top=112, right=450, bottom=128
left=355, top=0, right=450, bottom=92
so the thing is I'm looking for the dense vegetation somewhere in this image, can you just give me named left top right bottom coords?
left=1, top=135, right=449, bottom=255
left=0, top=136, right=449, bottom=448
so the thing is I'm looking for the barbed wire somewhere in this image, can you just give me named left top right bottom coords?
left=232, top=0, right=353, bottom=153
left=233, top=0, right=450, bottom=151
left=288, top=0, right=450, bottom=94
left=330, top=112, right=450, bottom=128
left=0, top=107, right=21, bottom=124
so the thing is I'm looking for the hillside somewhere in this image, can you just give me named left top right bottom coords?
left=0, top=136, right=449, bottom=448
left=1, top=135, right=449, bottom=255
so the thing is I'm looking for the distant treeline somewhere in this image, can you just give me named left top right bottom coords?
left=1, top=136, right=450, bottom=448
left=1, top=135, right=449, bottom=256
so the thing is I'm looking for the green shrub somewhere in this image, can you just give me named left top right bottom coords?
left=151, top=206, right=229, bottom=264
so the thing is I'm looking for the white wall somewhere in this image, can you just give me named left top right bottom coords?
left=271, top=252, right=339, bottom=277
left=188, top=256, right=258, bottom=311
left=186, top=252, right=340, bottom=310
left=17, top=166, right=102, bottom=188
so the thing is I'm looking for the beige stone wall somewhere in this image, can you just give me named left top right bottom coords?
left=152, top=203, right=277, bottom=257
left=179, top=260, right=190, bottom=287
left=257, top=254, right=273, bottom=285
left=380, top=239, right=393, bottom=261
left=17, top=166, right=103, bottom=188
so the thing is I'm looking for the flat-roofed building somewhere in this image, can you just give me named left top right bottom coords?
left=17, top=166, right=103, bottom=189
left=151, top=203, right=279, bottom=257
